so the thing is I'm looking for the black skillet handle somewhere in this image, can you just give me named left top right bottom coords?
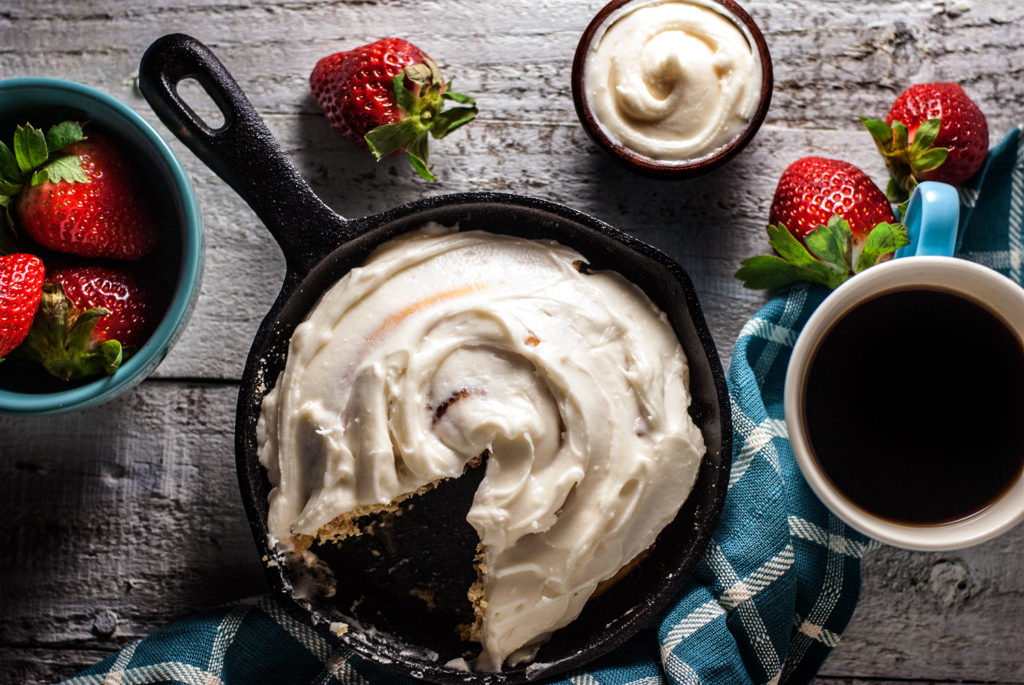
left=139, top=33, right=355, bottom=274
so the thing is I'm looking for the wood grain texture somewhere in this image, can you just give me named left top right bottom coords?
left=1, top=0, right=1023, bottom=682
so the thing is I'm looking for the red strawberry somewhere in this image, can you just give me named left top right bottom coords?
left=769, top=157, right=896, bottom=250
left=737, top=157, right=908, bottom=290
left=862, top=83, right=988, bottom=200
left=49, top=265, right=157, bottom=348
left=312, top=38, right=426, bottom=148
left=0, top=253, right=45, bottom=358
left=0, top=122, right=158, bottom=260
left=19, top=264, right=157, bottom=380
left=310, top=38, right=478, bottom=180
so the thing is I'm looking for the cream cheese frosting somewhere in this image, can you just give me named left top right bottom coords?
left=257, top=224, right=706, bottom=670
left=583, top=0, right=763, bottom=162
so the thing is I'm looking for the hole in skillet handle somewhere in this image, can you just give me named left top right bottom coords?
left=174, top=77, right=227, bottom=132
left=138, top=33, right=356, bottom=276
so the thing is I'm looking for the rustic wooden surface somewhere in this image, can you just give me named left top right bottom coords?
left=2, top=0, right=1023, bottom=683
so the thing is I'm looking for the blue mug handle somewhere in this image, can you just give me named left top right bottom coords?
left=894, top=181, right=960, bottom=258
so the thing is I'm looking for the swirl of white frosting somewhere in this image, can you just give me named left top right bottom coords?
left=583, top=0, right=762, bottom=162
left=257, top=224, right=705, bottom=670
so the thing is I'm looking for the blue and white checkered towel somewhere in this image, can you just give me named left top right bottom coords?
left=63, top=128, right=1023, bottom=685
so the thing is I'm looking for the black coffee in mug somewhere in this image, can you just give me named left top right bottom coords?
left=802, top=287, right=1024, bottom=525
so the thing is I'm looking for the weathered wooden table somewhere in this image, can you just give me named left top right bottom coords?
left=2, top=1, right=1022, bottom=683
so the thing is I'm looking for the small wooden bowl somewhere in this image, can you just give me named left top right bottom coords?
left=572, top=0, right=773, bottom=178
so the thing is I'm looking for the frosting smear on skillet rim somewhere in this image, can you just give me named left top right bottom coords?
left=257, top=223, right=706, bottom=671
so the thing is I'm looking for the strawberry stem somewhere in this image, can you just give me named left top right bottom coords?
left=364, top=61, right=477, bottom=180
left=860, top=116, right=949, bottom=203
left=16, top=283, right=123, bottom=381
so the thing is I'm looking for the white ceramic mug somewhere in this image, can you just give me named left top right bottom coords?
left=785, top=182, right=1024, bottom=550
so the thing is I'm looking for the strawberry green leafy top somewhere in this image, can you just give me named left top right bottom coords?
left=365, top=60, right=478, bottom=180
left=0, top=121, right=88, bottom=224
left=860, top=116, right=946, bottom=203
left=736, top=215, right=909, bottom=290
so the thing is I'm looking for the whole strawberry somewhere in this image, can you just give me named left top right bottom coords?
left=862, top=83, right=988, bottom=200
left=0, top=122, right=158, bottom=260
left=19, top=264, right=157, bottom=380
left=769, top=157, right=896, bottom=251
left=310, top=37, right=478, bottom=180
left=0, top=253, right=45, bottom=358
left=737, top=157, right=908, bottom=290
left=49, top=264, right=157, bottom=349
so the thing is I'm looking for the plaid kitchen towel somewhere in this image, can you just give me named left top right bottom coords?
left=62, top=128, right=1022, bottom=685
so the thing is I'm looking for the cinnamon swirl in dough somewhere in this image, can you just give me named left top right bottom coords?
left=257, top=223, right=705, bottom=670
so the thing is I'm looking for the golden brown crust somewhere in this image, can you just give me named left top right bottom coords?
left=460, top=544, right=487, bottom=642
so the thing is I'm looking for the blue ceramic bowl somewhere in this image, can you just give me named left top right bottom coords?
left=0, top=78, right=203, bottom=415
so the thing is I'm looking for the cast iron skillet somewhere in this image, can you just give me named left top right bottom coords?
left=139, top=33, right=732, bottom=684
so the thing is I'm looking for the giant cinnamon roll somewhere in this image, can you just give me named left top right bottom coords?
left=257, top=223, right=706, bottom=670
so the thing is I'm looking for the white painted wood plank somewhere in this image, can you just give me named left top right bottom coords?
left=0, top=384, right=267, bottom=652
left=0, top=648, right=117, bottom=685
left=824, top=529, right=1024, bottom=682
